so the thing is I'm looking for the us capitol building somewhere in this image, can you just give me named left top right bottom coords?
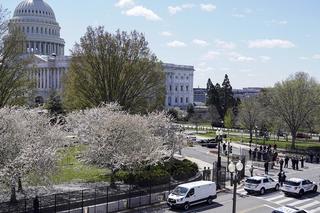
left=9, top=0, right=194, bottom=109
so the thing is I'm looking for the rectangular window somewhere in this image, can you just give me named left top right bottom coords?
left=180, top=97, right=183, bottom=103
left=175, top=86, right=178, bottom=91
left=181, top=86, right=183, bottom=91
left=186, top=97, right=189, bottom=103
left=186, top=86, right=189, bottom=91
left=175, top=97, right=178, bottom=103
left=170, top=85, right=172, bottom=91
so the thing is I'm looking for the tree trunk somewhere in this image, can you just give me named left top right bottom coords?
left=10, top=183, right=17, bottom=203
left=249, top=129, right=253, bottom=143
left=18, top=177, right=23, bottom=192
left=110, top=169, right=116, bottom=189
left=291, top=132, right=296, bottom=150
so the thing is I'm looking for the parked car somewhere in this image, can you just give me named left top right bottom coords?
left=296, top=133, right=311, bottom=139
left=281, top=178, right=317, bottom=197
left=244, top=176, right=280, bottom=195
left=272, top=205, right=308, bottom=213
left=167, top=181, right=217, bottom=210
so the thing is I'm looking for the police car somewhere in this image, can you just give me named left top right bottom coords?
left=244, top=176, right=280, bottom=195
left=281, top=178, right=317, bottom=197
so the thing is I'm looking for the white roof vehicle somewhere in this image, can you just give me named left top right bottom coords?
left=244, top=176, right=280, bottom=195
left=167, top=181, right=217, bottom=210
left=272, top=205, right=308, bottom=213
left=281, top=178, right=317, bottom=197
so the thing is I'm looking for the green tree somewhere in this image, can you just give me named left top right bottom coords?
left=45, top=90, right=64, bottom=116
left=0, top=7, right=32, bottom=107
left=264, top=72, right=320, bottom=149
left=63, top=26, right=165, bottom=113
left=238, top=96, right=262, bottom=144
left=207, top=75, right=238, bottom=125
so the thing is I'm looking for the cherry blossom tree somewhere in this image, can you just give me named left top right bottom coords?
left=66, top=104, right=183, bottom=187
left=0, top=108, right=66, bottom=202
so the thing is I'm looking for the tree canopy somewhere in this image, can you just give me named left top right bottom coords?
left=0, top=6, right=32, bottom=108
left=206, top=74, right=239, bottom=126
left=264, top=72, right=320, bottom=149
left=63, top=26, right=165, bottom=113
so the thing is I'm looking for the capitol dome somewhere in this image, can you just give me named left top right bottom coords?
left=13, top=0, right=56, bottom=21
left=10, top=0, right=65, bottom=56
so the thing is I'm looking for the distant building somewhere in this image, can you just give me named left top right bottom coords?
left=191, top=87, right=263, bottom=105
left=232, top=87, right=263, bottom=99
left=193, top=88, right=207, bottom=104
left=164, top=63, right=194, bottom=109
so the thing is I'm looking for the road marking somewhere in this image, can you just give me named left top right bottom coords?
left=265, top=194, right=285, bottom=202
left=289, top=199, right=313, bottom=206
left=274, top=197, right=294, bottom=204
left=239, top=205, right=264, bottom=213
left=263, top=204, right=277, bottom=210
left=298, top=201, right=319, bottom=209
left=309, top=206, right=320, bottom=213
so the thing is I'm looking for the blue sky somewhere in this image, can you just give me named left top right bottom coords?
left=3, top=0, right=320, bottom=89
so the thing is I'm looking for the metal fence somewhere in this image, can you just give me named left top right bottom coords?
left=1, top=170, right=226, bottom=213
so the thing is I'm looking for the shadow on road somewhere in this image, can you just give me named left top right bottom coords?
left=169, top=202, right=223, bottom=212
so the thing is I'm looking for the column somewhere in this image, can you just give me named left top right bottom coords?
left=46, top=69, right=49, bottom=89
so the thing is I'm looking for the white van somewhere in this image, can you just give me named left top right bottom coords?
left=167, top=181, right=217, bottom=210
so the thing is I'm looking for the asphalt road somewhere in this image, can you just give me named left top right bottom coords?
left=133, top=178, right=320, bottom=213
left=158, top=144, right=320, bottom=213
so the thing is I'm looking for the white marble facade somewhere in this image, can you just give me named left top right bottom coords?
left=163, top=63, right=194, bottom=109
left=10, top=0, right=195, bottom=107
left=10, top=0, right=69, bottom=104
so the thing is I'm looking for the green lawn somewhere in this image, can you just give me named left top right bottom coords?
left=51, top=145, right=110, bottom=184
left=196, top=132, right=320, bottom=150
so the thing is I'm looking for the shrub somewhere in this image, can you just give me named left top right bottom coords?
left=115, top=159, right=199, bottom=186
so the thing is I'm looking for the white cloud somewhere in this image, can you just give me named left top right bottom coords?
left=124, top=6, right=161, bottom=21
left=167, top=40, right=187, bottom=48
left=202, top=51, right=220, bottom=60
left=299, top=56, right=309, bottom=60
left=248, top=39, right=295, bottom=48
left=229, top=52, right=255, bottom=62
left=168, top=6, right=182, bottom=15
left=193, top=39, right=209, bottom=47
left=161, top=31, right=172, bottom=37
left=215, top=40, right=236, bottom=49
left=232, top=14, right=245, bottom=18
left=168, top=4, right=194, bottom=15
left=115, top=0, right=135, bottom=8
left=259, top=56, right=271, bottom=63
left=312, top=54, right=320, bottom=60
left=200, top=4, right=216, bottom=12
left=270, top=19, right=288, bottom=25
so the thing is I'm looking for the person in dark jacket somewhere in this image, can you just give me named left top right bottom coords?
left=279, top=158, right=284, bottom=171
left=284, top=156, right=289, bottom=168
left=301, top=156, right=304, bottom=168
left=264, top=161, right=269, bottom=175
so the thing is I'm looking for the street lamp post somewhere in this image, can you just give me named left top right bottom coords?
left=228, top=161, right=244, bottom=213
left=215, top=129, right=223, bottom=189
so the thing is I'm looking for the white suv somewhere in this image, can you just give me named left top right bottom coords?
left=281, top=178, right=317, bottom=197
left=244, top=176, right=280, bottom=195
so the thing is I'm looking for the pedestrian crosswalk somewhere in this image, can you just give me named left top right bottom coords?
left=236, top=187, right=320, bottom=212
